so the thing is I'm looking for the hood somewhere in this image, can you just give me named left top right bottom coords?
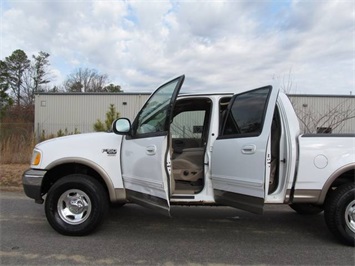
left=34, top=132, right=123, bottom=169
left=36, top=132, right=110, bottom=148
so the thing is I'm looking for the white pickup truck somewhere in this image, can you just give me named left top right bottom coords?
left=23, top=75, right=355, bottom=245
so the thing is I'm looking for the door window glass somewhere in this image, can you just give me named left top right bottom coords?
left=222, top=87, right=271, bottom=137
left=134, top=78, right=181, bottom=135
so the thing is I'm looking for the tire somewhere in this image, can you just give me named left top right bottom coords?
left=289, top=203, right=323, bottom=215
left=324, top=183, right=355, bottom=246
left=45, top=174, right=108, bottom=236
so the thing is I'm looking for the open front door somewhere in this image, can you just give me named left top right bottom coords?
left=211, top=86, right=279, bottom=214
left=121, top=75, right=184, bottom=215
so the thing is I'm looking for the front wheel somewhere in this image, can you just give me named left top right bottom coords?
left=45, top=174, right=108, bottom=236
left=324, top=183, right=355, bottom=246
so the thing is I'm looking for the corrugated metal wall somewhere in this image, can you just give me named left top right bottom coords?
left=289, top=95, right=355, bottom=133
left=171, top=111, right=206, bottom=139
left=34, top=93, right=355, bottom=139
left=34, top=93, right=150, bottom=139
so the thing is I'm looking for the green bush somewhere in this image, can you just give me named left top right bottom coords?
left=94, top=104, right=120, bottom=132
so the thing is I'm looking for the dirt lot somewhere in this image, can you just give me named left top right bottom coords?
left=0, top=164, right=28, bottom=190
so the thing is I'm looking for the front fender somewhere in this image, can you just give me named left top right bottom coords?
left=33, top=132, right=125, bottom=202
left=46, top=157, right=126, bottom=202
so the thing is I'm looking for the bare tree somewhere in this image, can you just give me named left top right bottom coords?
left=276, top=70, right=354, bottom=134
left=290, top=97, right=355, bottom=134
left=64, top=68, right=109, bottom=92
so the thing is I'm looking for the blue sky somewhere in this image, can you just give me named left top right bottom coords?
left=1, top=0, right=354, bottom=95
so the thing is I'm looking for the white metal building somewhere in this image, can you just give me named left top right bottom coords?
left=289, top=94, right=355, bottom=134
left=34, top=92, right=355, bottom=140
left=34, top=92, right=150, bottom=139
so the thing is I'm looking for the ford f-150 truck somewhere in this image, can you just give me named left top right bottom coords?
left=23, top=75, right=355, bottom=245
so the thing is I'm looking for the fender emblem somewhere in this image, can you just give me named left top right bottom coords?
left=102, top=149, right=117, bottom=156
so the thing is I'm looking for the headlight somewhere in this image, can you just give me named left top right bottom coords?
left=31, top=150, right=42, bottom=166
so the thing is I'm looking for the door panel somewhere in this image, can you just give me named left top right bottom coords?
left=121, top=135, right=170, bottom=213
left=211, top=86, right=279, bottom=214
left=121, top=75, right=184, bottom=214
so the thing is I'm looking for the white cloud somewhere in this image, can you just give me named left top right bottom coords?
left=1, top=0, right=353, bottom=95
left=92, top=1, right=127, bottom=22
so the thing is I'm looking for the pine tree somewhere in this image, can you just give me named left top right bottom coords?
left=93, top=104, right=120, bottom=132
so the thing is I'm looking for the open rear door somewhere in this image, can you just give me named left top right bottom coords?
left=120, top=75, right=184, bottom=215
left=211, top=86, right=279, bottom=214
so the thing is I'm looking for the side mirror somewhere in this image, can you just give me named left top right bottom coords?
left=112, top=118, right=131, bottom=135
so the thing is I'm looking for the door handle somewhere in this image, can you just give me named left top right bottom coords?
left=146, top=145, right=157, bottom=155
left=241, top=144, right=256, bottom=154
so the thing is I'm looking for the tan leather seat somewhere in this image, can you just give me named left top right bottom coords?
left=172, top=148, right=204, bottom=182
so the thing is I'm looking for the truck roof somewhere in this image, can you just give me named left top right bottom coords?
left=178, top=92, right=233, bottom=97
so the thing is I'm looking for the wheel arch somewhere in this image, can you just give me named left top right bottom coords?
left=42, top=158, right=124, bottom=203
left=319, top=163, right=355, bottom=204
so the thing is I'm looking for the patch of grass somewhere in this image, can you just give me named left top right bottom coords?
left=0, top=134, right=34, bottom=164
left=0, top=123, right=33, bottom=189
left=0, top=164, right=28, bottom=190
left=0, top=122, right=34, bottom=164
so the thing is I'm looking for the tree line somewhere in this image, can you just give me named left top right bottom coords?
left=0, top=49, right=122, bottom=119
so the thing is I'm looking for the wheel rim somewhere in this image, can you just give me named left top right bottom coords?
left=57, top=189, right=92, bottom=225
left=345, top=199, right=355, bottom=233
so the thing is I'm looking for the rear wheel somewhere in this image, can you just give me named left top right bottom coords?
left=289, top=203, right=323, bottom=215
left=45, top=174, right=108, bottom=236
left=324, top=183, right=355, bottom=246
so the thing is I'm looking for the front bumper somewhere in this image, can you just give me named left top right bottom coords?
left=22, top=169, right=47, bottom=204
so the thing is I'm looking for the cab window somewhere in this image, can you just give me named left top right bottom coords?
left=221, top=87, right=271, bottom=137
